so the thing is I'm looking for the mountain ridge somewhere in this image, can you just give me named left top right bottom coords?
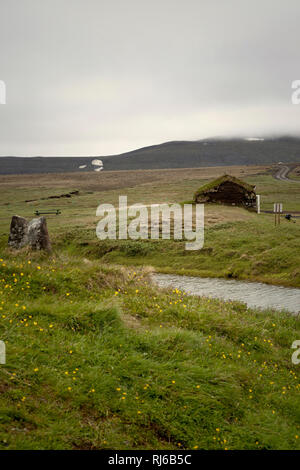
left=1, top=137, right=300, bottom=174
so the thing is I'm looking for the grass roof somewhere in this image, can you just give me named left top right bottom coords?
left=194, top=174, right=256, bottom=198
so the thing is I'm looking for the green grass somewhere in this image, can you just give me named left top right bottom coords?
left=0, top=250, right=299, bottom=450
left=1, top=168, right=300, bottom=449
left=1, top=171, right=299, bottom=287
left=47, top=212, right=300, bottom=288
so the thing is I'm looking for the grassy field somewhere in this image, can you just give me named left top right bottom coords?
left=0, top=251, right=299, bottom=450
left=1, top=165, right=299, bottom=287
left=0, top=165, right=300, bottom=450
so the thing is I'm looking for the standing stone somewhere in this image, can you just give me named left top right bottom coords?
left=8, top=215, right=51, bottom=251
left=8, top=215, right=29, bottom=249
left=27, top=217, right=51, bottom=251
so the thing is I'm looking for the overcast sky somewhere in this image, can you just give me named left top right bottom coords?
left=0, top=0, right=300, bottom=156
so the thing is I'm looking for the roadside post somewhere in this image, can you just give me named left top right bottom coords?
left=256, top=195, right=261, bottom=214
left=274, top=203, right=283, bottom=226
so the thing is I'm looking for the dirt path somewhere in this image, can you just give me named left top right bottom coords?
left=274, top=164, right=299, bottom=182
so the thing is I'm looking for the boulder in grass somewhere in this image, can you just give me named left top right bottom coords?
left=27, top=217, right=51, bottom=251
left=8, top=215, right=51, bottom=251
left=8, top=215, right=29, bottom=249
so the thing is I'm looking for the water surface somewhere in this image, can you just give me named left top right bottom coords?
left=152, top=273, right=300, bottom=314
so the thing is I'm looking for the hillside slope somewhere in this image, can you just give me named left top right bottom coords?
left=1, top=137, right=300, bottom=174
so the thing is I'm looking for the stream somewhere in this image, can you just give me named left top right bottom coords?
left=152, top=273, right=300, bottom=314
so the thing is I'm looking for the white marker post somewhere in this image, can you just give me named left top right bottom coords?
left=256, top=195, right=261, bottom=214
left=274, top=203, right=283, bottom=226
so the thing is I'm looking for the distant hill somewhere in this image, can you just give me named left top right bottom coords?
left=1, top=137, right=300, bottom=174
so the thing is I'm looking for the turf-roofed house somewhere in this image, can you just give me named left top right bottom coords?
left=194, top=174, right=257, bottom=208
